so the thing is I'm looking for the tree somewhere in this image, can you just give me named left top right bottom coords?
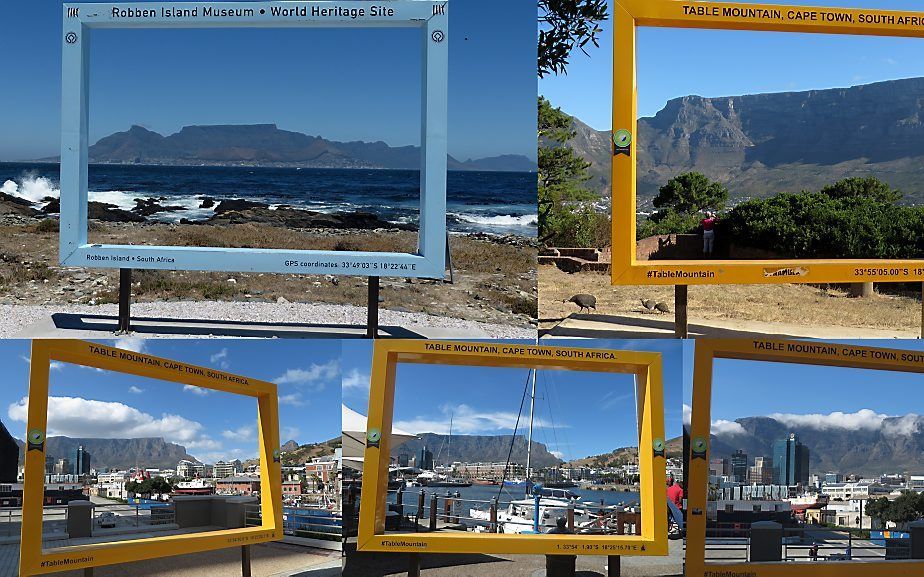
left=538, top=96, right=605, bottom=246
left=885, top=491, right=921, bottom=527
left=819, top=176, right=902, bottom=205
left=653, top=172, right=728, bottom=215
left=538, top=0, right=608, bottom=78
left=865, top=497, right=891, bottom=528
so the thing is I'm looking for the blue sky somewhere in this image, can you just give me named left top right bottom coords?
left=540, top=0, right=924, bottom=130
left=685, top=339, right=924, bottom=435
left=342, top=339, right=687, bottom=460
left=0, top=339, right=341, bottom=465
left=0, top=0, right=535, bottom=161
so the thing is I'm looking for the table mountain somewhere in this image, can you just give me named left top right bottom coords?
left=563, top=77, right=924, bottom=203
left=709, top=415, right=924, bottom=477
left=392, top=432, right=562, bottom=468
left=78, top=124, right=535, bottom=172
left=16, top=436, right=199, bottom=470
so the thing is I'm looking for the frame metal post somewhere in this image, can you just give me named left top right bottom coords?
left=607, top=555, right=621, bottom=577
left=118, top=268, right=132, bottom=333
left=408, top=552, right=421, bottom=577
left=241, top=545, right=251, bottom=577
left=367, top=276, right=380, bottom=339
left=674, top=285, right=688, bottom=339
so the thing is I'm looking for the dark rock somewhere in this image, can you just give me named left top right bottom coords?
left=199, top=197, right=215, bottom=209
left=0, top=192, right=40, bottom=216
left=44, top=198, right=144, bottom=222
left=132, top=197, right=185, bottom=217
left=212, top=198, right=270, bottom=214
left=205, top=206, right=416, bottom=231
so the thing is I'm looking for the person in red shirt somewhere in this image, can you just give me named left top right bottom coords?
left=701, top=211, right=718, bottom=257
left=666, top=473, right=684, bottom=510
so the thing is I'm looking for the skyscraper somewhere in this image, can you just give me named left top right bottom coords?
left=730, top=449, right=748, bottom=483
left=772, top=433, right=810, bottom=486
left=418, top=447, right=434, bottom=471
left=73, top=445, right=92, bottom=476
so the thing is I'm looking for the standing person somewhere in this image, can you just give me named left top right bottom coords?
left=701, top=211, right=718, bottom=257
left=666, top=473, right=684, bottom=510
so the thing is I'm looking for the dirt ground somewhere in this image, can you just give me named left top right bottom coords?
left=0, top=218, right=537, bottom=329
left=540, top=265, right=922, bottom=334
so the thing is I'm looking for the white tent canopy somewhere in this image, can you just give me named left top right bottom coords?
left=342, top=404, right=417, bottom=472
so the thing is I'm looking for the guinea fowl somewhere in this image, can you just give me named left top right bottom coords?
left=565, top=294, right=597, bottom=313
left=641, top=298, right=657, bottom=312
left=654, top=302, right=671, bottom=314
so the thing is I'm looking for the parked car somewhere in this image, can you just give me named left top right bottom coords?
left=97, top=511, right=117, bottom=528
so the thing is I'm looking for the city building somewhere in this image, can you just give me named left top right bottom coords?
left=730, top=450, right=748, bottom=483
left=54, top=458, right=71, bottom=477
left=396, top=453, right=409, bottom=467
left=213, top=461, right=238, bottom=479
left=305, top=457, right=337, bottom=485
left=73, top=446, right=91, bottom=477
left=215, top=476, right=260, bottom=496
left=455, top=462, right=526, bottom=482
left=282, top=481, right=303, bottom=497
left=0, top=483, right=85, bottom=507
left=772, top=433, right=810, bottom=487
left=418, top=448, right=434, bottom=471
left=749, top=456, right=773, bottom=484
left=823, top=482, right=891, bottom=501
left=909, top=476, right=924, bottom=490
left=825, top=472, right=844, bottom=484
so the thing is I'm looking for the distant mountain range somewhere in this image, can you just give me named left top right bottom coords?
left=392, top=432, right=562, bottom=469
left=16, top=436, right=198, bottom=471
left=709, top=415, right=924, bottom=477
left=565, top=436, right=683, bottom=469
left=48, top=124, right=536, bottom=172
left=561, top=77, right=924, bottom=204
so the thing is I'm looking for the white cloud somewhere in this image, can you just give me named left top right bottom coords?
left=222, top=425, right=256, bottom=441
left=209, top=348, right=230, bottom=369
left=395, top=403, right=565, bottom=436
left=113, top=338, right=147, bottom=355
left=198, top=448, right=248, bottom=464
left=19, top=355, right=63, bottom=371
left=282, top=426, right=301, bottom=441
left=273, top=359, right=339, bottom=392
left=183, top=385, right=211, bottom=396
left=768, top=409, right=921, bottom=436
left=128, top=386, right=144, bottom=394
left=8, top=396, right=213, bottom=449
left=342, top=369, right=370, bottom=393
left=683, top=404, right=692, bottom=426
left=279, top=393, right=306, bottom=407
left=599, top=390, right=633, bottom=411
left=550, top=450, right=565, bottom=459
left=711, top=419, right=747, bottom=436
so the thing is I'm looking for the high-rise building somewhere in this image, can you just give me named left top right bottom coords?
left=397, top=453, right=409, bottom=467
left=772, top=433, right=810, bottom=486
left=418, top=447, right=434, bottom=471
left=749, top=456, right=773, bottom=484
left=0, top=420, right=18, bottom=483
left=55, top=458, right=71, bottom=476
left=73, top=446, right=91, bottom=476
left=730, top=450, right=748, bottom=483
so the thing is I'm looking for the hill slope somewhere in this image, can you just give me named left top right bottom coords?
left=393, top=433, right=562, bottom=468
left=709, top=415, right=924, bottom=477
left=563, top=77, right=924, bottom=203
left=17, top=436, right=199, bottom=470
left=76, top=124, right=535, bottom=172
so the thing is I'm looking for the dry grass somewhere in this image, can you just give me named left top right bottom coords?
left=0, top=222, right=537, bottom=327
left=540, top=264, right=921, bottom=331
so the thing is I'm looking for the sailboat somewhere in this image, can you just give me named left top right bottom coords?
left=426, top=411, right=472, bottom=488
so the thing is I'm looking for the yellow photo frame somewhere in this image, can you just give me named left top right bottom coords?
left=19, top=340, right=283, bottom=576
left=687, top=338, right=924, bottom=577
left=612, top=0, right=924, bottom=285
left=357, top=340, right=668, bottom=555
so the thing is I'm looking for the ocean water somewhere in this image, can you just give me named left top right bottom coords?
left=388, top=484, right=641, bottom=510
left=0, top=162, right=537, bottom=237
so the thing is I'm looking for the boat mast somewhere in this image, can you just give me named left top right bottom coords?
left=447, top=410, right=453, bottom=476
left=525, top=368, right=536, bottom=492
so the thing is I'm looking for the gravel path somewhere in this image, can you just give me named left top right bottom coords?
left=0, top=302, right=536, bottom=339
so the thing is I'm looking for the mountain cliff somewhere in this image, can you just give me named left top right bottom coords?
left=16, top=436, right=199, bottom=470
left=80, top=124, right=535, bottom=172
left=709, top=415, right=924, bottom=477
left=392, top=433, right=562, bottom=469
left=564, top=77, right=924, bottom=202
